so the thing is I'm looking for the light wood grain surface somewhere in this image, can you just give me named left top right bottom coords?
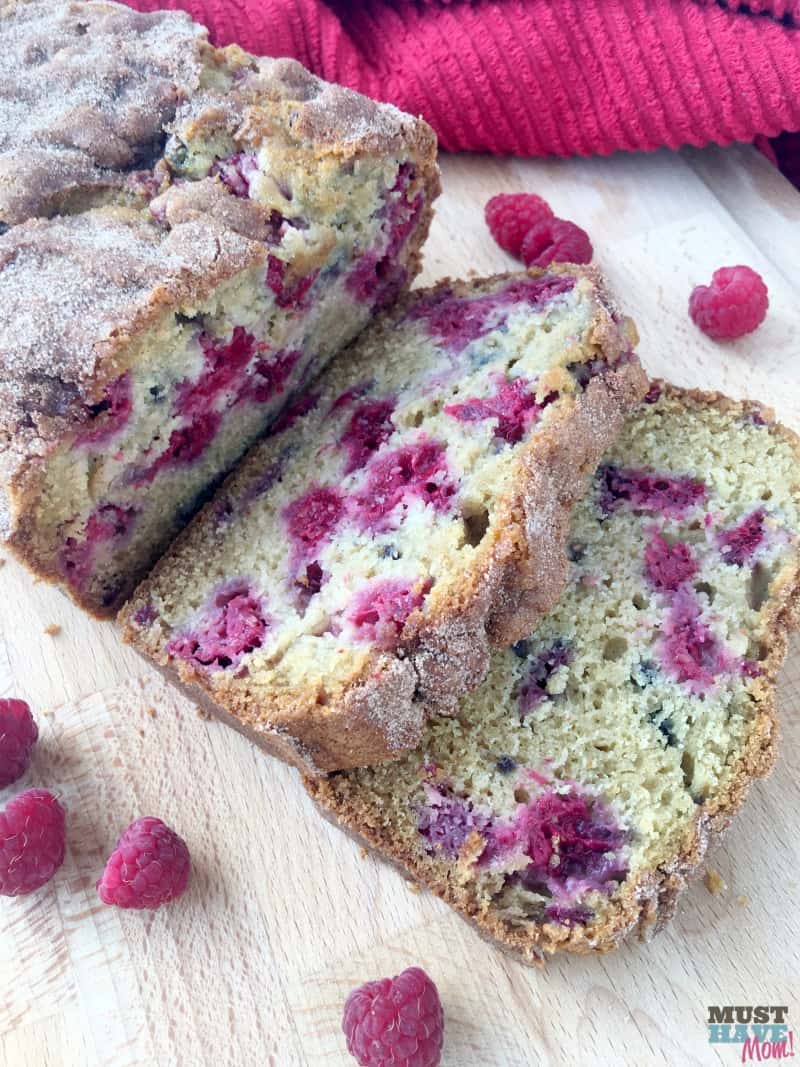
left=1, top=148, right=798, bottom=1067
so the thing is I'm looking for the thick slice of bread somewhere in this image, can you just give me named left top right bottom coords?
left=308, top=386, right=800, bottom=962
left=0, top=0, right=438, bottom=615
left=122, top=266, right=645, bottom=774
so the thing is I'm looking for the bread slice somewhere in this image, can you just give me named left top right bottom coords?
left=307, top=385, right=800, bottom=962
left=122, top=266, right=645, bottom=773
left=0, top=0, right=438, bottom=615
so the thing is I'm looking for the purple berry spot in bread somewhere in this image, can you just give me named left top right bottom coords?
left=267, top=255, right=319, bottom=309
left=345, top=576, right=431, bottom=650
left=210, top=153, right=258, bottom=198
left=445, top=376, right=556, bottom=444
left=133, top=602, right=158, bottom=627
left=598, top=464, right=707, bottom=519
left=545, top=904, right=594, bottom=927
left=657, top=587, right=732, bottom=694
left=716, top=509, right=765, bottom=567
left=644, top=382, right=662, bottom=404
left=246, top=350, right=300, bottom=404
left=341, top=398, right=395, bottom=473
left=505, top=788, right=628, bottom=902
left=167, top=581, right=269, bottom=671
left=61, top=504, right=137, bottom=589
left=351, top=441, right=456, bottom=533
left=644, top=532, right=698, bottom=592
left=417, top=783, right=491, bottom=858
left=138, top=412, right=222, bottom=483
left=77, top=371, right=132, bottom=446
left=269, top=391, right=319, bottom=436
left=514, top=640, right=572, bottom=715
left=410, top=275, right=575, bottom=354
left=284, top=485, right=346, bottom=559
left=176, top=327, right=256, bottom=417
left=346, top=164, right=422, bottom=308
left=294, top=561, right=325, bottom=614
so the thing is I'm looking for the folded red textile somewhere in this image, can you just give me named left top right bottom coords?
left=126, top=0, right=800, bottom=181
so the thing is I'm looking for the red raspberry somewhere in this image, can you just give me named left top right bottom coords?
left=0, top=698, right=38, bottom=788
left=0, top=789, right=66, bottom=896
left=342, top=966, right=444, bottom=1067
left=97, top=817, right=191, bottom=910
left=485, top=193, right=553, bottom=258
left=520, top=217, right=593, bottom=268
left=689, top=266, right=769, bottom=340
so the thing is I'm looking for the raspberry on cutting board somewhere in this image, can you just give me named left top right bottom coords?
left=0, top=698, right=38, bottom=788
left=689, top=265, right=769, bottom=340
left=0, top=788, right=66, bottom=896
left=484, top=193, right=554, bottom=257
left=97, top=816, right=191, bottom=910
left=342, top=966, right=444, bottom=1067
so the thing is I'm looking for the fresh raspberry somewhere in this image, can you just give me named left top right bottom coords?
left=484, top=193, right=553, bottom=258
left=520, top=217, right=593, bottom=268
left=689, top=265, right=769, bottom=340
left=0, top=789, right=66, bottom=896
left=342, top=966, right=444, bottom=1067
left=97, top=817, right=191, bottom=910
left=0, top=699, right=38, bottom=788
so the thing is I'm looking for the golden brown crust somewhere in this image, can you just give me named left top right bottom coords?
left=122, top=265, right=646, bottom=773
left=306, top=384, right=800, bottom=963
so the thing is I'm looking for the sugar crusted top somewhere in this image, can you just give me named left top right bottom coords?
left=0, top=207, right=263, bottom=472
left=0, top=0, right=207, bottom=224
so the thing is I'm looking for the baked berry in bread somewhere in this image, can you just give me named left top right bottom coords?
left=122, top=267, right=645, bottom=773
left=308, top=385, right=800, bottom=962
left=0, top=1, right=438, bottom=615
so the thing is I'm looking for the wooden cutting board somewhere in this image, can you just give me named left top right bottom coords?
left=1, top=147, right=798, bottom=1067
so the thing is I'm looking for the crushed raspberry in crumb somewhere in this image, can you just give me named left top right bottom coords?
left=644, top=382, right=663, bottom=404
left=644, top=532, right=698, bottom=592
left=343, top=965, right=444, bottom=1067
left=598, top=465, right=707, bottom=519
left=0, top=699, right=38, bottom=789
left=176, top=327, right=256, bottom=417
left=484, top=193, right=554, bottom=258
left=139, top=412, right=222, bottom=483
left=351, top=441, right=456, bottom=533
left=445, top=376, right=556, bottom=444
left=211, top=152, right=258, bottom=198
left=515, top=640, right=572, bottom=714
left=417, top=782, right=490, bottom=858
left=0, top=789, right=66, bottom=897
left=520, top=217, right=593, bottom=268
left=341, top=398, right=396, bottom=473
left=657, top=587, right=732, bottom=695
left=246, top=350, right=300, bottom=405
left=716, top=509, right=766, bottom=566
left=97, top=816, right=190, bottom=910
left=77, top=371, right=133, bottom=447
left=689, top=265, right=768, bottom=340
left=167, top=582, right=269, bottom=671
left=267, top=255, right=319, bottom=309
left=411, top=275, right=575, bottom=354
left=545, top=903, right=594, bottom=927
left=61, top=504, right=138, bottom=588
left=284, top=485, right=346, bottom=558
left=345, top=577, right=432, bottom=650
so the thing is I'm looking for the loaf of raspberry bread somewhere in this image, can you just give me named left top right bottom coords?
left=122, top=266, right=645, bottom=773
left=308, top=385, right=800, bottom=962
left=0, top=0, right=438, bottom=615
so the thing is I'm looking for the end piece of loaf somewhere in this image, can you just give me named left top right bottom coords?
left=122, top=266, right=646, bottom=773
left=0, top=0, right=438, bottom=614
left=308, top=385, right=800, bottom=963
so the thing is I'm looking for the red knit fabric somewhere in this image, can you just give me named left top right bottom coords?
left=124, top=0, right=800, bottom=176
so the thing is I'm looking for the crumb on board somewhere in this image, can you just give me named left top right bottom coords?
left=145, top=706, right=157, bottom=719
left=407, top=882, right=421, bottom=894
left=705, top=868, right=726, bottom=895
left=138, top=728, right=145, bottom=738
left=360, top=847, right=369, bottom=860
left=196, top=706, right=211, bottom=720
left=43, top=623, right=61, bottom=637
left=0, top=558, right=5, bottom=568
left=736, top=895, right=751, bottom=907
